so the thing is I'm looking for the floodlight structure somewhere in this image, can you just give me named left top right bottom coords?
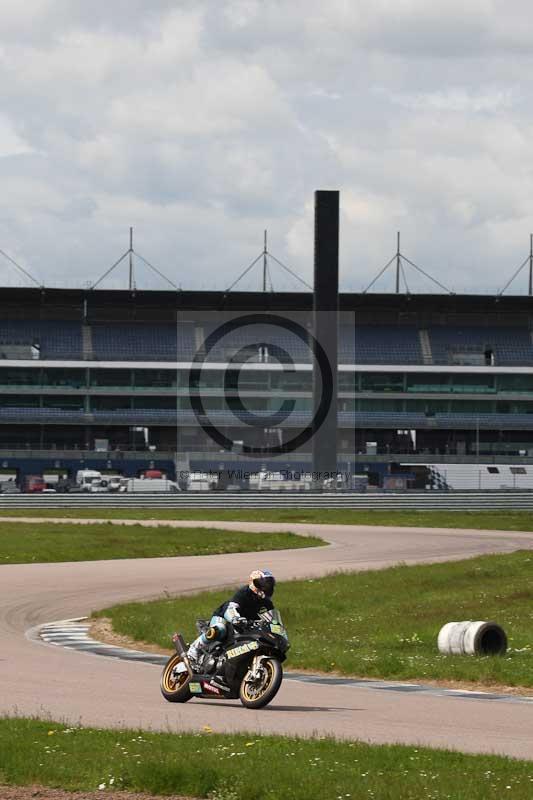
left=0, top=249, right=42, bottom=288
left=363, top=232, right=453, bottom=294
left=224, top=231, right=312, bottom=293
left=90, top=228, right=180, bottom=291
left=497, top=235, right=533, bottom=296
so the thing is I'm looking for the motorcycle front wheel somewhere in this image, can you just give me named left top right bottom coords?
left=239, top=657, right=282, bottom=709
left=160, top=653, right=192, bottom=703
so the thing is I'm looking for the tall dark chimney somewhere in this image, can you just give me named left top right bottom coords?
left=312, top=190, right=339, bottom=482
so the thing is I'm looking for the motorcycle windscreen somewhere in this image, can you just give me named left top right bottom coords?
left=260, top=608, right=288, bottom=639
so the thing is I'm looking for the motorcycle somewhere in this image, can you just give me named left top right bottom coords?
left=160, top=608, right=289, bottom=709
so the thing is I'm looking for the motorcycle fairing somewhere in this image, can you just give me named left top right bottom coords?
left=226, top=641, right=259, bottom=659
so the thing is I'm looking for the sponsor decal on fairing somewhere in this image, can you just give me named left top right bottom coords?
left=225, top=641, right=259, bottom=659
left=202, top=681, right=221, bottom=695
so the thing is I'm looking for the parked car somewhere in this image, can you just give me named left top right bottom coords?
left=24, top=475, right=46, bottom=493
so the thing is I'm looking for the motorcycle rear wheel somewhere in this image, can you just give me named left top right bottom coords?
left=239, top=657, right=282, bottom=709
left=160, top=653, right=192, bottom=703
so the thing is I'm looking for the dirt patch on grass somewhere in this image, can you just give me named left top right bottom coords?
left=410, top=676, right=533, bottom=697
left=0, top=786, right=196, bottom=800
left=89, top=618, right=173, bottom=656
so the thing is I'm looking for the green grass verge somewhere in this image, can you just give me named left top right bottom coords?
left=0, top=522, right=323, bottom=564
left=2, top=717, right=533, bottom=799
left=1, top=507, right=533, bottom=531
left=100, top=550, right=533, bottom=688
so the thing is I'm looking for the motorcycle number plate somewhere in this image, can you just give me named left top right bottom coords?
left=189, top=682, right=202, bottom=693
left=270, top=624, right=282, bottom=634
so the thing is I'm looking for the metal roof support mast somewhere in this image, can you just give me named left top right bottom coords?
left=396, top=231, right=401, bottom=294
left=363, top=232, right=453, bottom=294
left=129, top=227, right=134, bottom=291
left=497, top=234, right=533, bottom=296
left=263, top=230, right=268, bottom=292
left=224, top=232, right=312, bottom=294
left=90, top=229, right=179, bottom=291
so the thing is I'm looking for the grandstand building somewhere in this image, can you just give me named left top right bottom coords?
left=1, top=286, right=533, bottom=488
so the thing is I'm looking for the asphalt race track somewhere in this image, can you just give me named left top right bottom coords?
left=2, top=519, right=533, bottom=759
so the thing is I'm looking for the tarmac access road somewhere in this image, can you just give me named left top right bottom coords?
left=1, top=519, right=533, bottom=759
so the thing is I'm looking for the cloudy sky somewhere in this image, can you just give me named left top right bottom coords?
left=1, top=0, right=532, bottom=293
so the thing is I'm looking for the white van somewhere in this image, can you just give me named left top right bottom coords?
left=187, top=472, right=217, bottom=491
left=125, top=478, right=180, bottom=493
left=75, top=469, right=102, bottom=491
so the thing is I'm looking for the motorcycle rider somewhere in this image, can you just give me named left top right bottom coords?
left=186, top=569, right=276, bottom=669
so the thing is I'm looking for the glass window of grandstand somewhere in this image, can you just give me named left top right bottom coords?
left=134, top=369, right=177, bottom=389
left=42, top=427, right=86, bottom=449
left=360, top=373, right=404, bottom=392
left=188, top=369, right=224, bottom=391
left=42, top=395, right=84, bottom=410
left=451, top=374, right=495, bottom=393
left=91, top=396, right=131, bottom=410
left=359, top=399, right=404, bottom=411
left=270, top=371, right=312, bottom=392
left=225, top=396, right=268, bottom=412
left=338, top=372, right=357, bottom=392
left=43, top=368, right=85, bottom=389
left=232, top=369, right=270, bottom=391
left=339, top=398, right=356, bottom=411
left=178, top=395, right=222, bottom=411
left=274, top=397, right=311, bottom=411
left=183, top=396, right=222, bottom=410
left=406, top=400, right=450, bottom=413
left=497, top=375, right=533, bottom=393
left=90, top=369, right=132, bottom=388
left=0, top=367, right=41, bottom=387
left=223, top=395, right=310, bottom=414
left=450, top=400, right=495, bottom=412
left=0, top=394, right=39, bottom=407
left=0, top=425, right=40, bottom=448
left=496, top=400, right=533, bottom=413
left=132, top=396, right=176, bottom=410
left=405, top=373, right=451, bottom=393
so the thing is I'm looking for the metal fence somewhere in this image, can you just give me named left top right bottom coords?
left=2, top=491, right=533, bottom=510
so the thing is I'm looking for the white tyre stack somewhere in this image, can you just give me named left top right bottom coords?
left=437, top=621, right=507, bottom=656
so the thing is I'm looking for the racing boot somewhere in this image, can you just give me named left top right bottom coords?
left=186, top=635, right=205, bottom=672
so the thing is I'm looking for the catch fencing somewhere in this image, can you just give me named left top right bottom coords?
left=2, top=491, right=533, bottom=510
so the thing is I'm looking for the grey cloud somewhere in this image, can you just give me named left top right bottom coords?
left=0, top=1, right=532, bottom=294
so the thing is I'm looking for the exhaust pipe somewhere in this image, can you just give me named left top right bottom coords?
left=172, top=632, right=194, bottom=677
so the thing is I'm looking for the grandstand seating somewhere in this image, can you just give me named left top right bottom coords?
left=202, top=323, right=311, bottom=363
left=347, top=326, right=422, bottom=364
left=0, top=321, right=83, bottom=359
left=429, top=326, right=533, bottom=366
left=0, top=319, right=531, bottom=366
left=4, top=406, right=533, bottom=431
left=201, top=323, right=422, bottom=365
left=91, top=323, right=195, bottom=361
